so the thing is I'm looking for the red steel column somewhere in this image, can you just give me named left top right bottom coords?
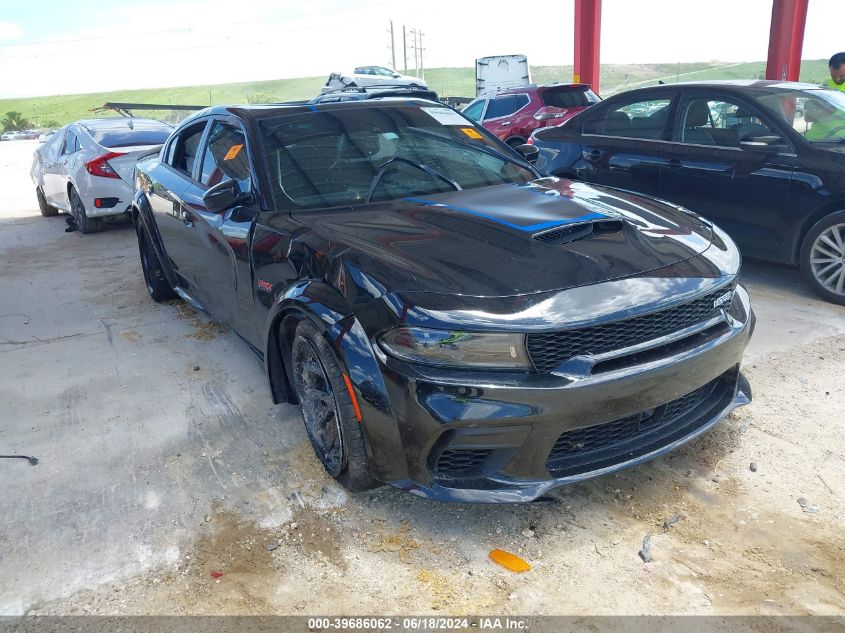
left=766, top=0, right=809, bottom=81
left=574, top=0, right=602, bottom=94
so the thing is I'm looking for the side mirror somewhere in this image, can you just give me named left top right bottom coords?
left=513, top=143, right=540, bottom=165
left=739, top=135, right=786, bottom=152
left=392, top=73, right=401, bottom=78
left=203, top=178, right=250, bottom=213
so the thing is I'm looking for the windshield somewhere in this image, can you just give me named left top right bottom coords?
left=753, top=88, right=845, bottom=142
left=258, top=104, right=534, bottom=211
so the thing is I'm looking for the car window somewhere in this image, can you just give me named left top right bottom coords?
left=62, top=129, right=79, bottom=155
left=462, top=100, right=485, bottom=122
left=90, top=126, right=171, bottom=148
left=753, top=88, right=845, bottom=142
left=374, top=67, right=396, bottom=77
left=45, top=128, right=65, bottom=161
left=199, top=121, right=251, bottom=192
left=584, top=97, right=672, bottom=140
left=259, top=105, right=534, bottom=211
left=168, top=121, right=207, bottom=178
left=541, top=87, right=601, bottom=109
left=484, top=95, right=523, bottom=120
left=675, top=97, right=776, bottom=147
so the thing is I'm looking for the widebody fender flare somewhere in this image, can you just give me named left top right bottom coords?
left=132, top=189, right=179, bottom=288
left=263, top=280, right=407, bottom=482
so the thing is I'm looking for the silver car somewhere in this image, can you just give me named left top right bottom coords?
left=321, top=66, right=428, bottom=93
left=31, top=118, right=172, bottom=233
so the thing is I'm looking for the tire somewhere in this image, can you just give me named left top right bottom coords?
left=36, top=187, right=58, bottom=217
left=137, top=224, right=176, bottom=302
left=800, top=210, right=845, bottom=305
left=290, top=320, right=376, bottom=492
left=69, top=187, right=100, bottom=234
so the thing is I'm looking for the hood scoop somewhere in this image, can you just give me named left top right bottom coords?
left=533, top=219, right=624, bottom=245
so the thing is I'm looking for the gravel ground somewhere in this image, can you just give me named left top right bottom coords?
left=1, top=139, right=843, bottom=617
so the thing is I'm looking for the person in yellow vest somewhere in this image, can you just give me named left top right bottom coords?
left=805, top=53, right=845, bottom=140
left=825, top=53, right=845, bottom=91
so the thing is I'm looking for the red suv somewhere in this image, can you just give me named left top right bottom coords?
left=462, top=84, right=600, bottom=147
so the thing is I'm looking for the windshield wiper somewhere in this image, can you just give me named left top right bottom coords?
left=365, top=155, right=461, bottom=203
left=405, top=126, right=537, bottom=172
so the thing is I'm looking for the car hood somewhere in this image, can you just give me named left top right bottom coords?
left=289, top=177, right=714, bottom=298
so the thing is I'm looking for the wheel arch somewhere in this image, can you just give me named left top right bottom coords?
left=791, top=199, right=845, bottom=265
left=263, top=281, right=405, bottom=482
left=131, top=189, right=179, bottom=288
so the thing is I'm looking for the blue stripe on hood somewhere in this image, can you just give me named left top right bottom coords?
left=403, top=197, right=610, bottom=232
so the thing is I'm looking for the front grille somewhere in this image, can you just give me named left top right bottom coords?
left=546, top=376, right=726, bottom=476
left=435, top=449, right=493, bottom=479
left=527, top=285, right=733, bottom=373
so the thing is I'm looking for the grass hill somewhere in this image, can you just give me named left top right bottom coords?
left=0, top=59, right=832, bottom=128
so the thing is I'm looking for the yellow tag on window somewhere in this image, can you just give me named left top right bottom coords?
left=460, top=127, right=483, bottom=140
left=223, top=144, right=243, bottom=161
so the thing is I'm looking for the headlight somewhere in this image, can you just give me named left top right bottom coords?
left=378, top=327, right=531, bottom=370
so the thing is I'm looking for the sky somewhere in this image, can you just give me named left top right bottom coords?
left=0, top=0, right=840, bottom=98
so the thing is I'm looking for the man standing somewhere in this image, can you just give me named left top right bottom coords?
left=825, top=52, right=845, bottom=92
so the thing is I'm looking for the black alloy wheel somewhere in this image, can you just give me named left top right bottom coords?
left=137, top=225, right=176, bottom=302
left=290, top=320, right=376, bottom=491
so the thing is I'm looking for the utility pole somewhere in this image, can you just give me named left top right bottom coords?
left=403, top=25, right=408, bottom=73
left=418, top=30, right=425, bottom=80
left=410, top=29, right=419, bottom=77
left=388, top=21, right=396, bottom=70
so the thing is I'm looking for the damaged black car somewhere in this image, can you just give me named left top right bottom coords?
left=132, top=98, right=754, bottom=502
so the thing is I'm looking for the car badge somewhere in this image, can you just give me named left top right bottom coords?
left=714, top=290, right=733, bottom=309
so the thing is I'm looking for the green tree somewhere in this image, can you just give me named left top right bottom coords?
left=2, top=111, right=32, bottom=132
left=42, top=119, right=60, bottom=129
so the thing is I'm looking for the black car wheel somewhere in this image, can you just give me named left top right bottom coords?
left=36, top=187, right=58, bottom=217
left=137, top=225, right=176, bottom=302
left=800, top=211, right=845, bottom=305
left=291, top=320, right=376, bottom=491
left=69, top=188, right=99, bottom=234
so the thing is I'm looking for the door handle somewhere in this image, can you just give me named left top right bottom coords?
left=182, top=210, right=194, bottom=227
left=500, top=121, right=511, bottom=126
left=583, top=149, right=603, bottom=163
left=667, top=158, right=682, bottom=170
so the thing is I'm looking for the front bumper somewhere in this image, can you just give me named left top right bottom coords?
left=373, top=284, right=755, bottom=503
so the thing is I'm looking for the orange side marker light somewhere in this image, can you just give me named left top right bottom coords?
left=341, top=372, right=362, bottom=423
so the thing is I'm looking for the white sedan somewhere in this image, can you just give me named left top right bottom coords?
left=31, top=118, right=172, bottom=233
left=321, top=66, right=428, bottom=93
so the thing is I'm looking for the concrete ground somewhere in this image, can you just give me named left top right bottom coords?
left=1, top=139, right=843, bottom=616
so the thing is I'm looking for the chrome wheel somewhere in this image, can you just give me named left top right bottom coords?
left=292, top=338, right=344, bottom=476
left=810, top=223, right=845, bottom=296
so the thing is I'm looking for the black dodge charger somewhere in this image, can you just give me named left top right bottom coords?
left=132, top=99, right=753, bottom=502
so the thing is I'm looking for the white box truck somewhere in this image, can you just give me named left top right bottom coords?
left=475, top=55, right=531, bottom=98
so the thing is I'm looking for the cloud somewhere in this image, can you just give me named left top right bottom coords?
left=0, top=21, right=23, bottom=41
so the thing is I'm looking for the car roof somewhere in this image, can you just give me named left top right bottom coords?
left=183, top=98, right=446, bottom=124
left=614, top=79, right=825, bottom=95
left=497, top=83, right=593, bottom=95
